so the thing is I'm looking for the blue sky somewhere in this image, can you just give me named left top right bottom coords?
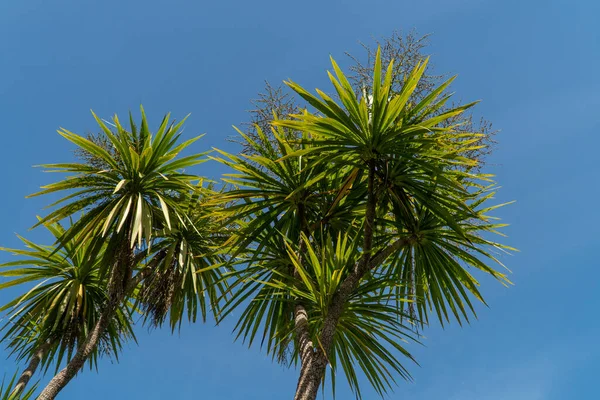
left=1, top=0, right=599, bottom=398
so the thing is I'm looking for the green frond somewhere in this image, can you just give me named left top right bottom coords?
left=31, top=108, right=206, bottom=251
left=0, top=223, right=135, bottom=373
left=219, top=48, right=514, bottom=398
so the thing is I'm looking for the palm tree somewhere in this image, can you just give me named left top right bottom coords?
left=220, top=49, right=513, bottom=399
left=214, top=120, right=361, bottom=358
left=138, top=183, right=229, bottom=331
left=24, top=107, right=226, bottom=399
left=0, top=222, right=135, bottom=397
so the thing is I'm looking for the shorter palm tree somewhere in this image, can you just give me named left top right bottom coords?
left=225, top=232, right=419, bottom=398
left=24, top=107, right=227, bottom=400
left=138, top=184, right=230, bottom=331
left=0, top=221, right=135, bottom=396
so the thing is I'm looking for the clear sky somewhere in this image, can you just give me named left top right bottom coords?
left=1, top=0, right=599, bottom=399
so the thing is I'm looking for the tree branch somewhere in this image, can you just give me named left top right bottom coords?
left=319, top=235, right=413, bottom=356
left=125, top=250, right=167, bottom=294
left=368, top=236, right=414, bottom=270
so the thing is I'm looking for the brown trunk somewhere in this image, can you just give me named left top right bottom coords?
left=10, top=341, right=51, bottom=397
left=34, top=249, right=164, bottom=400
left=293, top=161, right=378, bottom=400
left=292, top=305, right=327, bottom=400
left=35, top=319, right=109, bottom=399
left=35, top=239, right=137, bottom=400
left=294, top=354, right=327, bottom=400
left=292, top=162, right=413, bottom=399
left=36, top=276, right=124, bottom=399
left=292, top=201, right=328, bottom=400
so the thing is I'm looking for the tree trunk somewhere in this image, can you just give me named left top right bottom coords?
left=293, top=160, right=378, bottom=400
left=35, top=325, right=105, bottom=399
left=10, top=341, right=51, bottom=397
left=292, top=202, right=329, bottom=400
left=36, top=278, right=123, bottom=399
left=294, top=356, right=327, bottom=400
left=292, top=305, right=327, bottom=400
left=36, top=239, right=137, bottom=400
left=35, top=247, right=164, bottom=400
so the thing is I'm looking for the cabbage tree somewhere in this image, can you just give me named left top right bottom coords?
left=220, top=49, right=513, bottom=399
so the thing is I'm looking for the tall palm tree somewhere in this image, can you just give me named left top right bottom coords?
left=0, top=222, right=135, bottom=397
left=220, top=49, right=513, bottom=399
left=25, top=107, right=225, bottom=399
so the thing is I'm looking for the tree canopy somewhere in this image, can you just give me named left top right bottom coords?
left=0, top=32, right=513, bottom=400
